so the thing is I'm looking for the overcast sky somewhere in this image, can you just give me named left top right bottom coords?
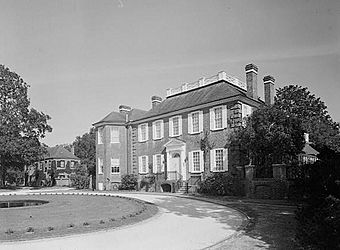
left=1, top=0, right=339, bottom=146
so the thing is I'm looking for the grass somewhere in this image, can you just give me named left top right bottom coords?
left=0, top=194, right=158, bottom=242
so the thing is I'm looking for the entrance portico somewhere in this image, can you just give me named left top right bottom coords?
left=164, top=138, right=187, bottom=181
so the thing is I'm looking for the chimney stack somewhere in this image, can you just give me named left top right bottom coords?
left=245, top=63, right=258, bottom=99
left=119, top=105, right=131, bottom=122
left=151, top=96, right=162, bottom=109
left=263, top=75, right=275, bottom=105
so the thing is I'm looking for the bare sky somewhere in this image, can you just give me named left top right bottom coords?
left=0, top=0, right=339, bottom=146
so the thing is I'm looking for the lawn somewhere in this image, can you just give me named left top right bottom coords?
left=0, top=194, right=158, bottom=242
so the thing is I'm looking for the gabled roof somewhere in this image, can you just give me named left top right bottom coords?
left=94, top=111, right=126, bottom=125
left=135, top=81, right=251, bottom=121
left=302, top=143, right=319, bottom=156
left=44, top=146, right=79, bottom=160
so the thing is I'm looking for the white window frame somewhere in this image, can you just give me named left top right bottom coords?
left=152, top=120, right=164, bottom=140
left=138, top=123, right=149, bottom=142
left=98, top=127, right=104, bottom=144
left=241, top=103, right=252, bottom=126
left=138, top=155, right=149, bottom=174
left=188, top=111, right=203, bottom=134
left=189, top=150, right=204, bottom=173
left=70, top=161, right=75, bottom=169
left=169, top=115, right=182, bottom=137
left=210, top=105, right=227, bottom=131
left=110, top=126, right=119, bottom=143
left=210, top=148, right=228, bottom=172
left=152, top=154, right=164, bottom=173
left=98, top=158, right=104, bottom=175
left=57, top=160, right=65, bottom=169
left=110, top=158, right=120, bottom=174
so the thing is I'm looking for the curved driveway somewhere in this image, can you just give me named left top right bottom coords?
left=1, top=191, right=246, bottom=250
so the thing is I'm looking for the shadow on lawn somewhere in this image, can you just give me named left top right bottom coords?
left=153, top=195, right=296, bottom=249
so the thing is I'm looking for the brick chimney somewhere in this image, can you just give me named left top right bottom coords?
left=245, top=63, right=258, bottom=99
left=119, top=105, right=131, bottom=122
left=151, top=96, right=162, bottom=109
left=263, top=75, right=275, bottom=105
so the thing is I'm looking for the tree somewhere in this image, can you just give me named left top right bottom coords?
left=70, top=164, right=90, bottom=189
left=72, top=128, right=96, bottom=177
left=274, top=85, right=340, bottom=152
left=0, top=65, right=52, bottom=187
left=233, top=105, right=305, bottom=176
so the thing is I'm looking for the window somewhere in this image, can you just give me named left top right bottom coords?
left=188, top=111, right=203, bottom=134
left=70, top=161, right=75, bottom=169
left=110, top=158, right=120, bottom=174
left=189, top=150, right=204, bottom=172
left=138, top=123, right=148, bottom=142
left=110, top=126, right=119, bottom=143
left=57, top=160, right=65, bottom=169
left=242, top=103, right=252, bottom=126
left=153, top=154, right=164, bottom=173
left=152, top=120, right=164, bottom=140
left=98, top=158, right=103, bottom=174
left=210, top=105, right=227, bottom=130
left=98, top=127, right=104, bottom=144
left=169, top=115, right=182, bottom=137
left=139, top=155, right=148, bottom=174
left=210, top=148, right=228, bottom=172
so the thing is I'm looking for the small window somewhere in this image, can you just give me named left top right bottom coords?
left=139, top=155, right=148, bottom=174
left=110, top=158, right=120, bottom=174
left=169, top=116, right=182, bottom=137
left=70, top=161, right=75, bottom=169
left=153, top=120, right=163, bottom=140
left=210, top=105, right=227, bottom=131
left=189, top=150, right=203, bottom=173
left=110, top=126, right=119, bottom=143
left=153, top=154, right=164, bottom=173
left=57, top=160, right=65, bottom=169
left=188, top=111, right=203, bottom=134
left=98, top=158, right=104, bottom=174
left=138, top=123, right=148, bottom=142
left=98, top=127, right=104, bottom=144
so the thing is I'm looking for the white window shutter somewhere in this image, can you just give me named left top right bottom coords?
left=188, top=151, right=193, bottom=172
left=199, top=111, right=204, bottom=132
left=209, top=108, right=214, bottom=130
left=153, top=155, right=157, bottom=173
left=152, top=122, right=156, bottom=140
left=161, top=121, right=164, bottom=138
left=179, top=116, right=182, bottom=135
left=223, top=149, right=228, bottom=171
left=138, top=126, right=141, bottom=142
left=200, top=150, right=204, bottom=172
left=169, top=118, right=173, bottom=137
left=161, top=154, right=165, bottom=172
left=188, top=113, right=193, bottom=134
left=145, top=124, right=149, bottom=141
left=222, top=105, right=227, bottom=128
left=210, top=150, right=215, bottom=171
left=145, top=156, right=149, bottom=173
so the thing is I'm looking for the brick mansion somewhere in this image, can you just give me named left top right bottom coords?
left=93, top=64, right=276, bottom=192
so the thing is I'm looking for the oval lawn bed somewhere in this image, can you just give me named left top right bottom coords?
left=0, top=194, right=158, bottom=242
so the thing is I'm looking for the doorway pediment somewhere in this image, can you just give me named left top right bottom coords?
left=164, top=138, right=186, bottom=148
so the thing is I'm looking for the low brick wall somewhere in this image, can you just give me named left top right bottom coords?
left=245, top=178, right=289, bottom=199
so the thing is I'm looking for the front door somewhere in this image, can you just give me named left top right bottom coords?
left=168, top=153, right=180, bottom=180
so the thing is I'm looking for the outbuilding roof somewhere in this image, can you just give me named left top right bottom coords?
left=44, top=146, right=80, bottom=160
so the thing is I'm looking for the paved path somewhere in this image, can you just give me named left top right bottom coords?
left=0, top=191, right=246, bottom=250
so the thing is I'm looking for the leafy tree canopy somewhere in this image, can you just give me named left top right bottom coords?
left=72, top=127, right=96, bottom=176
left=274, top=85, right=340, bottom=152
left=0, top=65, right=52, bottom=186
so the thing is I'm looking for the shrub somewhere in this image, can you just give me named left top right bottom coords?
left=70, top=164, right=90, bottom=189
left=119, top=174, right=138, bottom=190
left=47, top=226, right=54, bottom=231
left=5, top=229, right=14, bottom=234
left=99, top=220, right=105, bottom=224
left=68, top=223, right=75, bottom=228
left=83, top=222, right=89, bottom=226
left=26, top=227, right=34, bottom=233
left=198, top=172, right=241, bottom=196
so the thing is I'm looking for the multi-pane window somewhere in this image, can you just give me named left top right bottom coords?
left=98, top=158, right=103, bottom=174
left=215, top=149, right=224, bottom=171
left=192, top=112, right=199, bottom=133
left=70, top=161, right=75, bottom=169
left=169, top=116, right=182, bottom=137
left=214, top=107, right=223, bottom=129
left=189, top=150, right=203, bottom=172
left=210, top=105, right=227, bottom=130
left=98, top=127, right=104, bottom=144
left=57, top=160, right=65, bottom=169
left=210, top=148, right=227, bottom=172
left=153, top=120, right=163, bottom=140
left=139, top=155, right=148, bottom=174
left=138, top=123, right=148, bottom=142
left=110, top=158, right=120, bottom=174
left=242, top=103, right=252, bottom=126
left=110, top=126, right=119, bottom=143
left=193, top=151, right=201, bottom=172
left=153, top=154, right=163, bottom=173
left=173, top=117, right=179, bottom=135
